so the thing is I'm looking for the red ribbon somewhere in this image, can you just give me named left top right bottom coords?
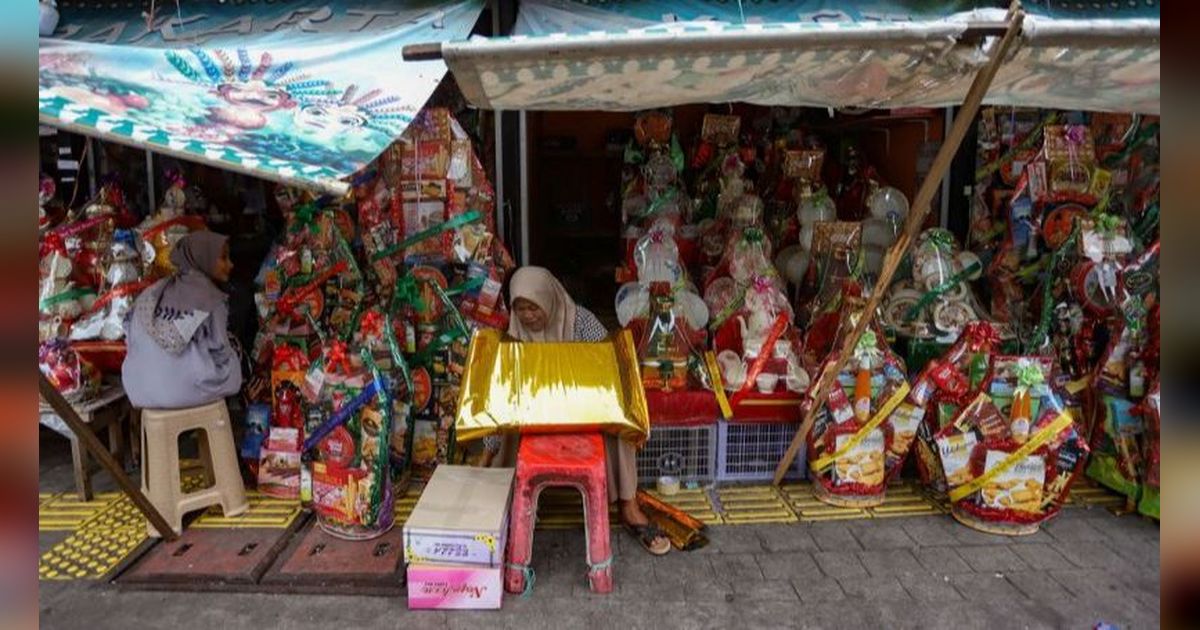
left=273, top=345, right=309, bottom=371
left=82, top=279, right=154, bottom=317
left=324, top=340, right=353, bottom=376
left=48, top=213, right=114, bottom=240
left=276, top=260, right=348, bottom=316
left=40, top=233, right=68, bottom=258
left=360, top=310, right=384, bottom=339
left=962, top=321, right=1000, bottom=353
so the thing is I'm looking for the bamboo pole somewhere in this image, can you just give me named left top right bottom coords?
left=772, top=2, right=1026, bottom=486
left=39, top=372, right=179, bottom=541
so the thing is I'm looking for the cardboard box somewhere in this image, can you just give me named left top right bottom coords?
left=403, top=466, right=514, bottom=568
left=406, top=563, right=503, bottom=610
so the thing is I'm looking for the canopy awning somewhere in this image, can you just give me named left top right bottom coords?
left=434, top=0, right=1158, bottom=115
left=39, top=0, right=485, bottom=195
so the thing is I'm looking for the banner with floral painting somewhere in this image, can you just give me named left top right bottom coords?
left=39, top=1, right=484, bottom=194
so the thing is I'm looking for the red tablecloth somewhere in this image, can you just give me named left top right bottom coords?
left=645, top=388, right=803, bottom=426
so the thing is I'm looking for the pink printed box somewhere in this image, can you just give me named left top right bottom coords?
left=406, top=563, right=503, bottom=610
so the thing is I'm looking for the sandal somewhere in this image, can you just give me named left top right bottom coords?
left=623, top=521, right=671, bottom=556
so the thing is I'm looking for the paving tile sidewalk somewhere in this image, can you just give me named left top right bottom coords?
left=38, top=430, right=1161, bottom=630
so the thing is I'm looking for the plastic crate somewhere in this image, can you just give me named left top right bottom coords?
left=716, top=421, right=807, bottom=483
left=636, top=424, right=718, bottom=485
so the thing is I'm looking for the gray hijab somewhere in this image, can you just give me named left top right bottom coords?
left=134, top=231, right=228, bottom=355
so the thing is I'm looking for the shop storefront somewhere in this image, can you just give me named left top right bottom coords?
left=38, top=0, right=1158, bottom=608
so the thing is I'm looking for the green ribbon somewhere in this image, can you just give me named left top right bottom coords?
left=1013, top=358, right=1045, bottom=398
left=924, top=228, right=956, bottom=253
left=444, top=276, right=486, bottom=297
left=371, top=210, right=483, bottom=263
left=623, top=140, right=644, bottom=166
left=1025, top=224, right=1080, bottom=353
left=639, top=187, right=680, bottom=219
left=360, top=347, right=392, bottom=528
left=1094, top=212, right=1121, bottom=236
left=1134, top=201, right=1159, bottom=243
left=1122, top=297, right=1148, bottom=334
left=411, top=327, right=469, bottom=368
left=290, top=202, right=320, bottom=234
left=670, top=133, right=685, bottom=174
left=902, top=261, right=981, bottom=322
left=391, top=274, right=426, bottom=315
left=1101, top=121, right=1159, bottom=169
left=39, top=286, right=96, bottom=311
left=383, top=313, right=413, bottom=394
left=429, top=280, right=470, bottom=338
left=854, top=329, right=882, bottom=369
left=968, top=352, right=989, bottom=390
left=709, top=286, right=748, bottom=332
left=743, top=226, right=765, bottom=244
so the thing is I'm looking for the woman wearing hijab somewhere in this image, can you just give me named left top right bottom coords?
left=496, top=266, right=671, bottom=556
left=122, top=231, right=241, bottom=409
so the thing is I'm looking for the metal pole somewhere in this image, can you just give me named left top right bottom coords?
left=145, top=149, right=155, bottom=213
left=940, top=107, right=953, bottom=228
left=86, top=137, right=97, bottom=198
left=772, top=2, right=1027, bottom=486
left=518, top=110, right=530, bottom=266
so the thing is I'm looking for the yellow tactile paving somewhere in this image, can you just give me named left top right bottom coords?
left=38, top=492, right=120, bottom=531
left=779, top=483, right=869, bottom=521
left=191, top=492, right=303, bottom=529
left=647, top=488, right=723, bottom=525
left=39, top=495, right=148, bottom=581
left=716, top=485, right=797, bottom=524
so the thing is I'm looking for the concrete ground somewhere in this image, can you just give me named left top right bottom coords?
left=38, top=428, right=1161, bottom=630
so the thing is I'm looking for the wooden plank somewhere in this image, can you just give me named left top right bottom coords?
left=772, top=2, right=1028, bottom=485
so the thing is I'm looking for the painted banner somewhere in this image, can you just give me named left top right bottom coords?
left=39, top=1, right=485, bottom=193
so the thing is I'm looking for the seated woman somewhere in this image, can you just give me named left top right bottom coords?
left=489, top=266, right=671, bottom=556
left=122, top=232, right=241, bottom=409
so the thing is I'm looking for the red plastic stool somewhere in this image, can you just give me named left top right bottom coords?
left=505, top=433, right=613, bottom=595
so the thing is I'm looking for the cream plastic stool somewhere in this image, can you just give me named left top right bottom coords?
left=140, top=401, right=248, bottom=537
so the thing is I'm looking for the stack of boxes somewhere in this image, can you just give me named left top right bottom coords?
left=403, top=466, right=514, bottom=609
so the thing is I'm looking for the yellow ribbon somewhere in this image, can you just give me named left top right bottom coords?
left=947, top=412, right=1073, bottom=503
left=704, top=351, right=733, bottom=419
left=813, top=382, right=911, bottom=472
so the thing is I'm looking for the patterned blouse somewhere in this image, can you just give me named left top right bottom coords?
left=573, top=306, right=608, bottom=342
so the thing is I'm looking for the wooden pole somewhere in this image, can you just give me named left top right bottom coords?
left=39, top=373, right=179, bottom=541
left=772, top=2, right=1026, bottom=486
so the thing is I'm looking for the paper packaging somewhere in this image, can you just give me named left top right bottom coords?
left=404, top=466, right=514, bottom=568
left=407, top=563, right=503, bottom=610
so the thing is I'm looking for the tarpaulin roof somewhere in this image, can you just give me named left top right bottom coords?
left=439, top=0, right=1158, bottom=114
left=39, top=0, right=485, bottom=195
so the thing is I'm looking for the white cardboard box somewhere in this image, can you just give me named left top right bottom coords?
left=403, top=466, right=514, bottom=568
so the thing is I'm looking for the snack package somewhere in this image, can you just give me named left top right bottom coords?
left=258, top=427, right=302, bottom=499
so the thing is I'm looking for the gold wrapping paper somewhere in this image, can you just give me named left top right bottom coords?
left=455, top=328, right=650, bottom=446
